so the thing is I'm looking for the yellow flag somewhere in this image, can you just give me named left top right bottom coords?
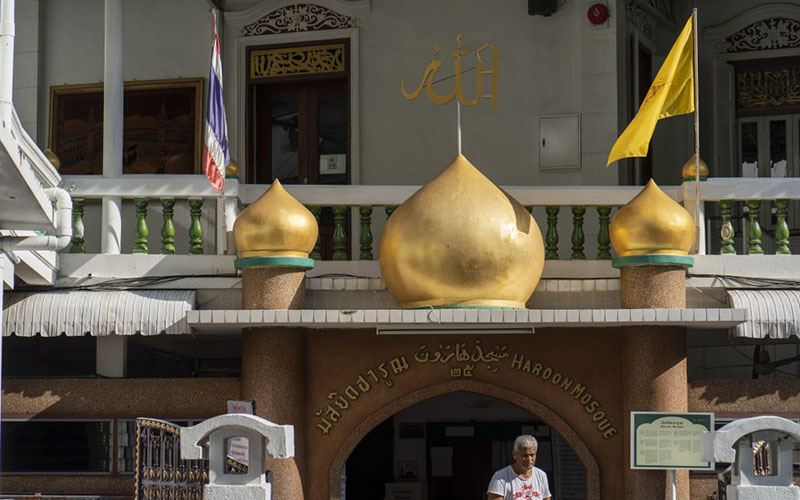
left=607, top=15, right=694, bottom=166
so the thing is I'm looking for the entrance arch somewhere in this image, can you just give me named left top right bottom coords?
left=328, top=379, right=601, bottom=500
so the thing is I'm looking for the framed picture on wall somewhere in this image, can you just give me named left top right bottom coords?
left=49, top=77, right=204, bottom=175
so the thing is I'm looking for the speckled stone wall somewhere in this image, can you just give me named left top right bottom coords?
left=620, top=265, right=686, bottom=308
left=1, top=378, right=240, bottom=495
left=302, top=327, right=626, bottom=500
left=242, top=267, right=306, bottom=309
left=242, top=327, right=307, bottom=500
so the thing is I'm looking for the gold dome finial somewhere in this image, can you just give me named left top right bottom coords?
left=44, top=149, right=60, bottom=169
left=379, top=154, right=544, bottom=308
left=681, top=154, right=709, bottom=181
left=233, top=179, right=318, bottom=260
left=226, top=158, right=239, bottom=178
left=610, top=179, right=695, bottom=261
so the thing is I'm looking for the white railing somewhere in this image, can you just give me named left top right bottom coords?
left=61, top=175, right=800, bottom=259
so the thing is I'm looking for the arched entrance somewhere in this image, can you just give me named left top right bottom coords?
left=329, top=380, right=601, bottom=500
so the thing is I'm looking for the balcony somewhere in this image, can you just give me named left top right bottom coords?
left=56, top=174, right=800, bottom=290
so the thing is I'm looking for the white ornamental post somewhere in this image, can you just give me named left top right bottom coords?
left=702, top=416, right=800, bottom=500
left=180, top=414, right=294, bottom=500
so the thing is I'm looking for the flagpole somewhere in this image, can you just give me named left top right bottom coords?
left=692, top=7, right=701, bottom=253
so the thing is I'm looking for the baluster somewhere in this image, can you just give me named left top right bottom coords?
left=544, top=206, right=559, bottom=260
left=596, top=206, right=612, bottom=260
left=719, top=200, right=736, bottom=254
left=775, top=199, right=791, bottom=255
left=746, top=199, right=763, bottom=255
left=70, top=197, right=86, bottom=253
left=332, top=205, right=348, bottom=260
left=308, top=205, right=322, bottom=260
left=571, top=205, right=586, bottom=260
left=385, top=206, right=397, bottom=219
left=133, top=198, right=149, bottom=254
left=161, top=198, right=176, bottom=254
left=188, top=198, right=204, bottom=254
left=359, top=206, right=373, bottom=260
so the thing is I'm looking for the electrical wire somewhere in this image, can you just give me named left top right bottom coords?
left=691, top=274, right=800, bottom=289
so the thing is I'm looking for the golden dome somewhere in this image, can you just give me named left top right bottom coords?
left=681, top=154, right=709, bottom=180
left=610, top=179, right=695, bottom=258
left=44, top=149, right=60, bottom=169
left=233, top=179, right=318, bottom=259
left=226, top=158, right=239, bottom=177
left=379, top=154, right=544, bottom=308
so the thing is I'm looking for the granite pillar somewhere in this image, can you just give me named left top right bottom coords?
left=621, top=264, right=689, bottom=500
left=240, top=265, right=307, bottom=500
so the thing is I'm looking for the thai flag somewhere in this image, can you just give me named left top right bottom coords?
left=203, top=14, right=229, bottom=191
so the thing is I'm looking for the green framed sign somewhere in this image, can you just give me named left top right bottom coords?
left=630, top=412, right=714, bottom=470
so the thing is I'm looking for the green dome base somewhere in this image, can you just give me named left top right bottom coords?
left=234, top=256, right=315, bottom=270
left=612, top=254, right=694, bottom=269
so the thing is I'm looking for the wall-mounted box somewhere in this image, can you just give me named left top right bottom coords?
left=539, top=114, right=581, bottom=170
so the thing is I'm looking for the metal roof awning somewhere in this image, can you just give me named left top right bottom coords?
left=727, top=290, right=800, bottom=339
left=3, top=290, right=196, bottom=337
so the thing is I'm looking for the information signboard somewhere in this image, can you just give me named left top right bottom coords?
left=630, top=412, right=714, bottom=470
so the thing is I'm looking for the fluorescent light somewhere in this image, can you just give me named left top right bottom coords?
left=375, top=327, right=534, bottom=335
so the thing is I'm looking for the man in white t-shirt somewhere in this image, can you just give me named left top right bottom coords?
left=487, top=435, right=552, bottom=500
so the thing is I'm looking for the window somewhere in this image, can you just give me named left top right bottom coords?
left=1, top=420, right=112, bottom=473
left=247, top=40, right=350, bottom=186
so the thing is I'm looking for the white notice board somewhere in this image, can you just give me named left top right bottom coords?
left=630, top=411, right=714, bottom=470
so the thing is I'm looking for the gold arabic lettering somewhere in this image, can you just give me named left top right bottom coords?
left=401, top=33, right=499, bottom=116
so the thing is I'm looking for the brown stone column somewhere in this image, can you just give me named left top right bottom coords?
left=240, top=266, right=307, bottom=500
left=621, top=264, right=689, bottom=500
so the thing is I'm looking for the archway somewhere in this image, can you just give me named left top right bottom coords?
left=328, top=380, right=601, bottom=500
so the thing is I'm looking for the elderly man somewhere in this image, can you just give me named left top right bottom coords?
left=487, top=435, right=552, bottom=500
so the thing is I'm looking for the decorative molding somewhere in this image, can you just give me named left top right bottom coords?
left=242, top=4, right=355, bottom=36
left=625, top=0, right=656, bottom=40
left=705, top=4, right=800, bottom=56
left=719, top=18, right=800, bottom=53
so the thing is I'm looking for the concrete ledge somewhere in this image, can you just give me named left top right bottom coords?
left=187, top=307, right=746, bottom=333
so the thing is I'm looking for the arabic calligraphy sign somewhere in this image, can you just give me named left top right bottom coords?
left=250, top=43, right=346, bottom=80
left=414, top=340, right=509, bottom=378
left=401, top=33, right=499, bottom=117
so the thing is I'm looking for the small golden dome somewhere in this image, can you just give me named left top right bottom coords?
left=610, top=179, right=695, bottom=258
left=226, top=159, right=239, bottom=177
left=44, top=149, right=60, bottom=169
left=233, top=179, right=318, bottom=259
left=681, top=154, right=709, bottom=180
left=379, top=154, right=544, bottom=308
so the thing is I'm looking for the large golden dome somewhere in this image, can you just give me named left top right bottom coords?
left=233, top=179, right=318, bottom=259
left=379, top=154, right=544, bottom=308
left=610, top=179, right=695, bottom=258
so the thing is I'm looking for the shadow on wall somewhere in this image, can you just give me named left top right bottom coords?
left=690, top=379, right=800, bottom=409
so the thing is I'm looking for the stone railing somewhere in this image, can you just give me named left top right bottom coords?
left=61, top=175, right=800, bottom=260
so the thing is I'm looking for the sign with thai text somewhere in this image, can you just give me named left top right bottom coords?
left=227, top=400, right=255, bottom=465
left=313, top=341, right=619, bottom=440
left=630, top=412, right=714, bottom=470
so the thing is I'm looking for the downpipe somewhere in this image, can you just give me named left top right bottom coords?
left=1, top=187, right=73, bottom=251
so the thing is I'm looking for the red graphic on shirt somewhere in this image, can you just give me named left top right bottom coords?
left=513, top=483, right=541, bottom=499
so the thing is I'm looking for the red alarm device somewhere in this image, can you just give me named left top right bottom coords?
left=588, top=3, right=609, bottom=24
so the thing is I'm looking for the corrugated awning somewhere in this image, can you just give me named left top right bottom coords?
left=3, top=290, right=196, bottom=336
left=727, top=290, right=800, bottom=339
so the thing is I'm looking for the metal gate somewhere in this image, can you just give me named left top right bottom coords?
left=134, top=418, right=208, bottom=500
